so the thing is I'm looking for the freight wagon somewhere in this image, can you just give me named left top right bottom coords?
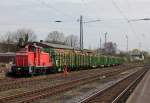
left=11, top=42, right=124, bottom=76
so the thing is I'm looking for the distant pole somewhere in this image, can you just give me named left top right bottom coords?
left=100, top=34, right=102, bottom=49
left=104, top=32, right=107, bottom=45
left=71, top=37, right=73, bottom=47
left=100, top=34, right=102, bottom=54
left=80, top=15, right=83, bottom=50
left=126, top=35, right=128, bottom=52
left=138, top=42, right=141, bottom=50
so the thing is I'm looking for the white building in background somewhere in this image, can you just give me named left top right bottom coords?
left=129, top=49, right=145, bottom=61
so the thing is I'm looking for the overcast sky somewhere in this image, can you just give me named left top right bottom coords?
left=0, top=0, right=150, bottom=51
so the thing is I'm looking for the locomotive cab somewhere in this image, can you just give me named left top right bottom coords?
left=12, top=44, right=53, bottom=76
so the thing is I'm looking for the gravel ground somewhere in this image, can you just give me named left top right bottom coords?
left=0, top=66, right=128, bottom=98
left=0, top=88, right=29, bottom=98
left=33, top=67, right=142, bottom=103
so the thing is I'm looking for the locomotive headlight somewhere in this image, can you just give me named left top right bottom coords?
left=18, top=68, right=21, bottom=70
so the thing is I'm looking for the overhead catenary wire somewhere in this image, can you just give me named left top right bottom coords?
left=36, top=0, right=99, bottom=26
left=80, top=0, right=92, bottom=20
left=111, top=0, right=140, bottom=45
left=111, top=0, right=129, bottom=22
left=110, top=0, right=136, bottom=50
left=125, top=0, right=131, bottom=10
left=81, top=0, right=86, bottom=5
left=0, top=0, right=78, bottom=26
left=36, top=0, right=77, bottom=20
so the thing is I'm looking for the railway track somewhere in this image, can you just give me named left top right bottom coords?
left=0, top=64, right=135, bottom=92
left=0, top=65, right=138, bottom=103
left=0, top=68, right=112, bottom=91
left=79, top=66, right=148, bottom=103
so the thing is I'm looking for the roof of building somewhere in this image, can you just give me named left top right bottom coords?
left=0, top=52, right=15, bottom=56
left=30, top=42, right=78, bottom=50
left=28, top=42, right=97, bottom=53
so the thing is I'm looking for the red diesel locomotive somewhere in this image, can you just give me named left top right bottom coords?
left=12, top=44, right=53, bottom=76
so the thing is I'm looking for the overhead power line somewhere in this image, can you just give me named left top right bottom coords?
left=111, top=0, right=140, bottom=41
left=111, top=0, right=129, bottom=22
left=81, top=0, right=86, bottom=4
left=37, top=0, right=76, bottom=19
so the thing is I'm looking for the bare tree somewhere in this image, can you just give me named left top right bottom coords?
left=12, top=28, right=37, bottom=48
left=0, top=29, right=36, bottom=44
left=1, top=32, right=14, bottom=44
left=45, top=31, right=65, bottom=43
left=0, top=32, right=16, bottom=52
left=13, top=28, right=37, bottom=43
left=0, top=29, right=36, bottom=52
left=0, top=34, right=3, bottom=43
left=65, top=35, right=79, bottom=48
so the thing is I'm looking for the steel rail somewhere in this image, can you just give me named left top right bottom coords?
left=0, top=67, right=128, bottom=103
left=111, top=68, right=148, bottom=103
left=79, top=67, right=147, bottom=103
